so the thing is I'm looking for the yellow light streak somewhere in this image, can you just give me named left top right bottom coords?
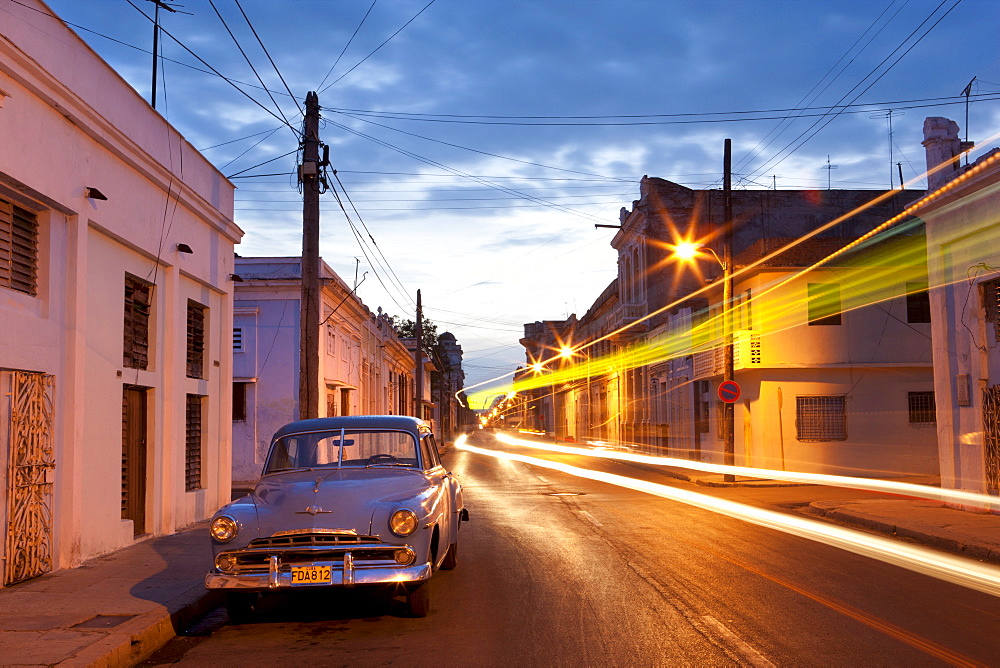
left=494, top=432, right=998, bottom=508
left=456, top=437, right=1000, bottom=598
left=464, top=129, right=1000, bottom=409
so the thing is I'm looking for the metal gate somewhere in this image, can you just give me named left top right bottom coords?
left=982, top=385, right=1000, bottom=493
left=2, top=370, right=55, bottom=586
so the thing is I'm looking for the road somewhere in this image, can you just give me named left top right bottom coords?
left=144, top=430, right=1000, bottom=666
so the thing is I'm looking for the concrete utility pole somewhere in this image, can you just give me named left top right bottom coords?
left=723, top=138, right=736, bottom=483
left=414, top=290, right=423, bottom=419
left=299, top=91, right=320, bottom=420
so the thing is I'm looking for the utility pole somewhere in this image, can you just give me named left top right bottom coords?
left=723, top=139, right=736, bottom=483
left=414, top=290, right=423, bottom=419
left=299, top=91, right=320, bottom=420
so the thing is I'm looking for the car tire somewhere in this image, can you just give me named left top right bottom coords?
left=406, top=582, right=430, bottom=618
left=440, top=542, right=458, bottom=570
left=225, top=592, right=258, bottom=624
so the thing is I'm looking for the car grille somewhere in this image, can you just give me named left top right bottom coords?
left=249, top=533, right=377, bottom=549
left=219, top=532, right=407, bottom=574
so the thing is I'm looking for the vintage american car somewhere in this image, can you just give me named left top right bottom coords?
left=205, top=415, right=467, bottom=619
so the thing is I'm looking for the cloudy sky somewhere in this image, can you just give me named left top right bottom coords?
left=34, top=0, right=1000, bottom=400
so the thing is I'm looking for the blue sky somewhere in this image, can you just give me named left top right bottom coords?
left=31, top=0, right=1000, bottom=393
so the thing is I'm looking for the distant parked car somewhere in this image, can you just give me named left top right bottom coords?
left=205, top=415, right=468, bottom=620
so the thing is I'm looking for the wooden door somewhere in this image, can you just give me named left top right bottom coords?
left=121, top=386, right=148, bottom=535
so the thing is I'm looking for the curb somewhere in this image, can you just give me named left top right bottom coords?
left=807, top=502, right=1000, bottom=567
left=59, top=587, right=224, bottom=667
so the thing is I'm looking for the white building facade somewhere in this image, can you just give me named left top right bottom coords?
left=0, top=0, right=241, bottom=584
left=921, top=116, right=1000, bottom=505
left=232, top=257, right=414, bottom=484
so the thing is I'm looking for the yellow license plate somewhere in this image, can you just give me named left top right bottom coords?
left=290, top=565, right=332, bottom=586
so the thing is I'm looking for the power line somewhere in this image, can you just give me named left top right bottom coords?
left=122, top=0, right=302, bottom=137
left=318, top=0, right=437, bottom=93
left=233, top=0, right=304, bottom=118
left=316, top=0, right=378, bottom=91
left=206, top=0, right=296, bottom=138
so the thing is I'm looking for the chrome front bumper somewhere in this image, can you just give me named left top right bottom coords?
left=205, top=557, right=432, bottom=590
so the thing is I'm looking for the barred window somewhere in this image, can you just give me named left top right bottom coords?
left=907, top=391, right=936, bottom=425
left=906, top=282, right=931, bottom=324
left=808, top=283, right=842, bottom=326
left=186, top=300, right=206, bottom=378
left=796, top=395, right=846, bottom=441
left=185, top=394, right=203, bottom=491
left=124, top=274, right=152, bottom=369
left=0, top=197, right=39, bottom=296
left=233, top=327, right=244, bottom=353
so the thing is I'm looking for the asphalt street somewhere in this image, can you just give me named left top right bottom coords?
left=142, top=430, right=1000, bottom=667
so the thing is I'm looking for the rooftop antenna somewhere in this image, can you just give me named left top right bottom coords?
left=143, top=1, right=189, bottom=110
left=870, top=110, right=904, bottom=189
left=962, top=76, right=976, bottom=166
left=823, top=156, right=837, bottom=190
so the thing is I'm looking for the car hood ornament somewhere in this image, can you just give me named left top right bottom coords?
left=297, top=504, right=333, bottom=515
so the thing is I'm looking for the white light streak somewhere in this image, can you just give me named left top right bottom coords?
left=495, top=433, right=999, bottom=510
left=457, top=438, right=1000, bottom=598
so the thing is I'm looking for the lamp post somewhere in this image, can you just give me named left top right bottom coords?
left=669, top=138, right=736, bottom=481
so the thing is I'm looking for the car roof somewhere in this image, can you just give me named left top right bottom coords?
left=271, top=415, right=430, bottom=441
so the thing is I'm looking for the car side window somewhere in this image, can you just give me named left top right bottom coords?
left=420, top=434, right=441, bottom=469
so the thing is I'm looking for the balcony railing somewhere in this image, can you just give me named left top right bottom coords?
left=691, top=330, right=761, bottom=379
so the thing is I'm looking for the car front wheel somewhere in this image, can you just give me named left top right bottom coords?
left=406, top=582, right=430, bottom=617
left=440, top=542, right=458, bottom=570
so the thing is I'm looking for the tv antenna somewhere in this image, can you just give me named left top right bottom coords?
left=870, top=110, right=904, bottom=189
left=823, top=156, right=837, bottom=190
left=143, top=1, right=191, bottom=109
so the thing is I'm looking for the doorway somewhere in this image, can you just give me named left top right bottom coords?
left=121, top=386, right=148, bottom=536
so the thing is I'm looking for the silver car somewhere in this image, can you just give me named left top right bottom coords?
left=205, top=415, right=468, bottom=619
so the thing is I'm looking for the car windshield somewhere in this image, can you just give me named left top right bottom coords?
left=263, top=429, right=420, bottom=473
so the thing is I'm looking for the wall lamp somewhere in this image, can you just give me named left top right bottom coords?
left=176, top=243, right=193, bottom=254
left=229, top=273, right=244, bottom=282
left=84, top=187, right=108, bottom=201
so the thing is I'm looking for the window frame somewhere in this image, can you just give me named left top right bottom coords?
left=0, top=197, right=39, bottom=296
left=185, top=394, right=204, bottom=491
left=124, top=273, right=153, bottom=370
left=907, top=391, right=936, bottom=426
left=795, top=395, right=847, bottom=442
left=807, top=282, right=842, bottom=326
left=186, top=299, right=207, bottom=379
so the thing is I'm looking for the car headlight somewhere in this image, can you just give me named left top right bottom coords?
left=210, top=515, right=239, bottom=542
left=389, top=509, right=418, bottom=537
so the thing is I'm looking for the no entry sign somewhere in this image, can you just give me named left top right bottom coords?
left=718, top=380, right=741, bottom=403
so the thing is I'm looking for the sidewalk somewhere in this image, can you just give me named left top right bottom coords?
left=1, top=468, right=999, bottom=667
left=0, top=522, right=221, bottom=667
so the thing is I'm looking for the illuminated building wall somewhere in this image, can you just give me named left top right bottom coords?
left=921, top=116, right=1000, bottom=501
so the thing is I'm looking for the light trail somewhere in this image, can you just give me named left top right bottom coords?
left=456, top=435, right=1000, bottom=598
left=494, top=432, right=999, bottom=509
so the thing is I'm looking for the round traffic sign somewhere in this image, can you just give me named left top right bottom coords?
left=718, top=380, right=741, bottom=403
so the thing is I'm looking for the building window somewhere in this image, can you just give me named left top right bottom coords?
left=807, top=283, right=842, bottom=326
left=0, top=197, right=38, bottom=296
left=232, top=382, right=247, bottom=421
left=233, top=327, right=244, bottom=353
left=185, top=394, right=203, bottom=491
left=796, top=395, right=846, bottom=441
left=124, top=274, right=152, bottom=369
left=327, top=325, right=336, bottom=356
left=906, top=282, right=931, bottom=324
left=186, top=300, right=206, bottom=378
left=907, top=391, right=936, bottom=425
